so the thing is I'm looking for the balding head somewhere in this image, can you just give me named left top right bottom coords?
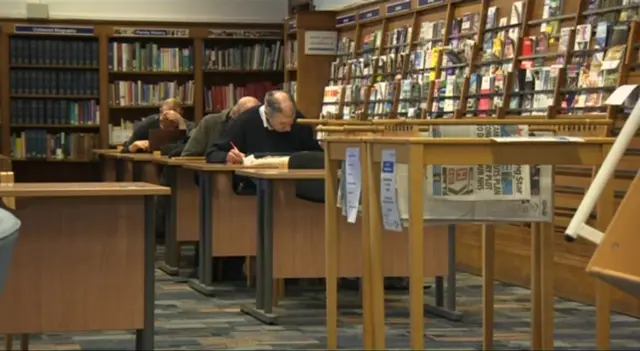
left=264, top=90, right=296, bottom=132
left=231, top=96, right=259, bottom=117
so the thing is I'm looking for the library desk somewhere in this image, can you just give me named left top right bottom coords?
left=152, top=157, right=205, bottom=276
left=93, top=149, right=119, bottom=181
left=336, top=137, right=614, bottom=351
left=0, top=182, right=170, bottom=350
left=117, top=153, right=162, bottom=184
left=181, top=163, right=260, bottom=296
left=233, top=168, right=448, bottom=326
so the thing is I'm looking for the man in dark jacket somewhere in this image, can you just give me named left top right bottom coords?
left=122, top=98, right=194, bottom=153
left=181, top=97, right=259, bottom=156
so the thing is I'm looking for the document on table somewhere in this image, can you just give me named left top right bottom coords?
left=344, top=147, right=362, bottom=224
left=380, top=149, right=402, bottom=231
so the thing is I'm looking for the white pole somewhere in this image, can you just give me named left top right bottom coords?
left=565, top=100, right=640, bottom=242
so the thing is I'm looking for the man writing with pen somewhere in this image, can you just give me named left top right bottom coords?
left=206, top=90, right=322, bottom=164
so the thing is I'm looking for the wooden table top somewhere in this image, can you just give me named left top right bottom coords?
left=153, top=157, right=205, bottom=166
left=93, top=149, right=119, bottom=155
left=235, top=169, right=325, bottom=180
left=0, top=182, right=170, bottom=197
left=182, top=163, right=278, bottom=172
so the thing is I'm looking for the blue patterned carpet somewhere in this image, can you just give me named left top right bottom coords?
left=3, top=251, right=639, bottom=350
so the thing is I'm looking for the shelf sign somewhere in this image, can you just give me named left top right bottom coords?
left=336, top=13, right=356, bottom=26
left=418, top=0, right=440, bottom=6
left=113, top=27, right=189, bottom=37
left=288, top=21, right=297, bottom=30
left=358, top=8, right=381, bottom=21
left=305, top=31, right=338, bottom=55
left=386, top=0, right=412, bottom=14
left=14, top=24, right=94, bottom=36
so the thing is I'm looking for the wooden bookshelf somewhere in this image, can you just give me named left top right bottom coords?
left=202, top=27, right=284, bottom=117
left=283, top=11, right=338, bottom=118
left=322, top=0, right=640, bottom=316
left=0, top=20, right=282, bottom=181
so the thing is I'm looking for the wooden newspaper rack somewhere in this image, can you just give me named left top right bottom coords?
left=322, top=118, right=615, bottom=350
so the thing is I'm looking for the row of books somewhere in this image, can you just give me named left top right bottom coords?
left=204, top=82, right=277, bottom=112
left=108, top=42, right=194, bottom=72
left=109, top=80, right=195, bottom=106
left=109, top=80, right=195, bottom=107
left=11, top=100, right=100, bottom=125
left=9, top=70, right=99, bottom=96
left=11, top=131, right=99, bottom=161
left=10, top=38, right=99, bottom=67
left=203, top=42, right=284, bottom=71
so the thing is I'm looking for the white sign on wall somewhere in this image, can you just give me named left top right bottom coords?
left=304, top=31, right=338, bottom=55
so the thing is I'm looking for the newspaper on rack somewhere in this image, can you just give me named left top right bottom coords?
left=426, top=124, right=532, bottom=201
left=337, top=125, right=554, bottom=224
left=394, top=125, right=553, bottom=223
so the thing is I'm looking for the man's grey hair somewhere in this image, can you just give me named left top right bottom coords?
left=264, top=90, right=298, bottom=117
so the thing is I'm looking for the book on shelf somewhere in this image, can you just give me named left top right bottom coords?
left=282, top=81, right=297, bottom=100
left=109, top=80, right=195, bottom=106
left=203, top=42, right=283, bottom=71
left=11, top=100, right=99, bottom=125
left=108, top=42, right=193, bottom=72
left=286, top=39, right=297, bottom=68
left=10, top=37, right=99, bottom=67
left=109, top=122, right=135, bottom=145
left=10, top=70, right=98, bottom=96
left=11, top=131, right=98, bottom=160
left=204, top=82, right=277, bottom=112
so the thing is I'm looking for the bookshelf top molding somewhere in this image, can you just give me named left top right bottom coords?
left=111, top=27, right=190, bottom=38
left=11, top=24, right=95, bottom=36
left=1, top=20, right=283, bottom=40
left=335, top=0, right=450, bottom=29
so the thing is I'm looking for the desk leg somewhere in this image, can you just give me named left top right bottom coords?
left=159, top=166, right=180, bottom=276
left=531, top=223, right=542, bottom=350
left=132, top=162, right=143, bottom=181
left=241, top=179, right=277, bottom=324
left=136, top=195, right=156, bottom=350
left=188, top=172, right=217, bottom=296
left=482, top=224, right=495, bottom=351
left=424, top=224, right=462, bottom=321
left=115, top=159, right=124, bottom=182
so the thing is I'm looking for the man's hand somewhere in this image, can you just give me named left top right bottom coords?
left=226, top=148, right=245, bottom=164
left=129, top=140, right=149, bottom=153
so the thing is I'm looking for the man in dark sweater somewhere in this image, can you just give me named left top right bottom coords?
left=206, top=91, right=322, bottom=163
left=181, top=97, right=259, bottom=156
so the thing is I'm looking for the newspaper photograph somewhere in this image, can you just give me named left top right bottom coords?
left=426, top=125, right=531, bottom=201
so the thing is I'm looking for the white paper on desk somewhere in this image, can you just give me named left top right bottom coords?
left=491, top=136, right=585, bottom=142
left=380, top=149, right=402, bottom=232
left=605, top=84, right=639, bottom=106
left=344, top=147, right=361, bottom=224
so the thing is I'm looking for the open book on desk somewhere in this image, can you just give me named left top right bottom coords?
left=242, top=155, right=290, bottom=169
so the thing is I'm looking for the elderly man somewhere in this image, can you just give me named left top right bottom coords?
left=123, top=98, right=194, bottom=153
left=181, top=97, right=259, bottom=156
left=206, top=90, right=322, bottom=163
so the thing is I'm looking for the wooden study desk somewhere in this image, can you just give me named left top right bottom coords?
left=338, top=137, right=614, bottom=350
left=153, top=157, right=204, bottom=276
left=117, top=153, right=163, bottom=184
left=181, top=163, right=260, bottom=296
left=92, top=149, right=119, bottom=181
left=235, top=168, right=448, bottom=326
left=0, top=182, right=169, bottom=350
